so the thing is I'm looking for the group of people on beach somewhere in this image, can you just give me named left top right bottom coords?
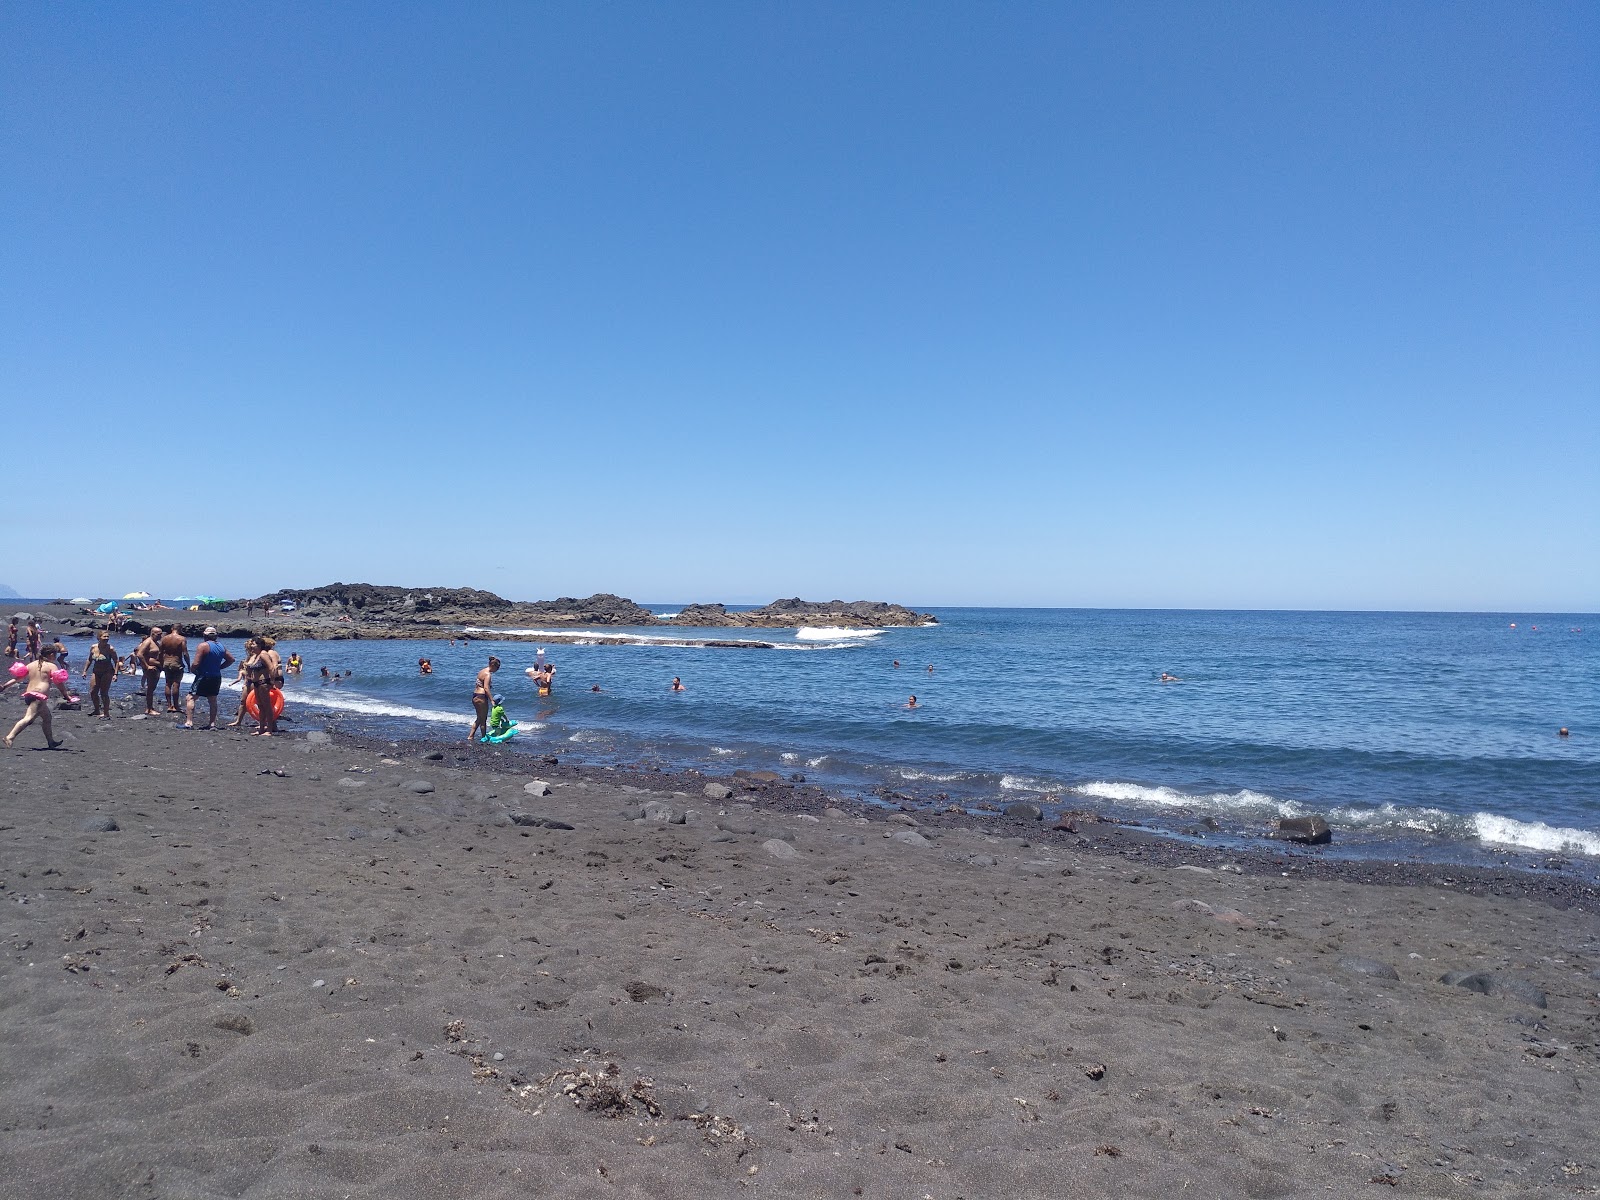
left=1, top=617, right=302, bottom=747
left=125, top=625, right=292, bottom=736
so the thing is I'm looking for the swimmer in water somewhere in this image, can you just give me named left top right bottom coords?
left=892, top=660, right=900, bottom=668
left=1159, top=672, right=1182, bottom=682
left=591, top=684, right=602, bottom=693
left=926, top=665, right=934, bottom=674
left=906, top=695, right=919, bottom=709
left=1559, top=727, right=1570, bottom=738
left=670, top=677, right=685, bottom=692
left=419, top=657, right=433, bottom=675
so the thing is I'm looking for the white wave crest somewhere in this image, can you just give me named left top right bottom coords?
left=281, top=688, right=466, bottom=726
left=710, top=746, right=737, bottom=756
left=653, top=612, right=680, bottom=619
left=1072, top=779, right=1293, bottom=816
left=1472, top=814, right=1600, bottom=857
left=463, top=625, right=773, bottom=648
left=899, top=768, right=967, bottom=783
left=1325, top=802, right=1455, bottom=834
left=1000, top=774, right=1062, bottom=793
left=806, top=755, right=828, bottom=768
left=795, top=627, right=883, bottom=641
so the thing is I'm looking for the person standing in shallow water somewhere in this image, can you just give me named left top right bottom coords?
left=5, top=645, right=73, bottom=749
left=469, top=656, right=500, bottom=742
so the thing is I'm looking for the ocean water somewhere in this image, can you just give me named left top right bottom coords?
left=68, top=608, right=1600, bottom=868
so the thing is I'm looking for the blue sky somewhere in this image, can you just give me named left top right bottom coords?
left=4, top=2, right=1595, bottom=610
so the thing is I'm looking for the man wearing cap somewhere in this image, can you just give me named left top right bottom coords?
left=182, top=627, right=235, bottom=730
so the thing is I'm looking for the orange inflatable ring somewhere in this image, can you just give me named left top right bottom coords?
left=245, top=687, right=285, bottom=718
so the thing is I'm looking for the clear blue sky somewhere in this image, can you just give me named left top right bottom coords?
left=4, top=2, right=1595, bottom=610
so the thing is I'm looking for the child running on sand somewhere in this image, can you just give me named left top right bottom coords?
left=5, top=645, right=75, bottom=749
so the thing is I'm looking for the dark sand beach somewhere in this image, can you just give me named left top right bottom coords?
left=3, top=713, right=1598, bottom=1198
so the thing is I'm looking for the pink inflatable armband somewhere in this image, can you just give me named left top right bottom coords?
left=8, top=662, right=26, bottom=680
left=51, top=668, right=69, bottom=686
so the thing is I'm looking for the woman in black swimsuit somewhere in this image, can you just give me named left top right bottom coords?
left=82, top=631, right=119, bottom=719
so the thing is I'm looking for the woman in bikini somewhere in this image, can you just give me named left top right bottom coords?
left=82, top=631, right=119, bottom=719
left=5, top=645, right=74, bottom=749
left=244, top=639, right=278, bottom=736
left=469, top=656, right=500, bottom=742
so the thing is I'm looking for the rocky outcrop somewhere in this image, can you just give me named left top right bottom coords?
left=667, top=598, right=936, bottom=628
left=111, top=585, right=933, bottom=642
left=512, top=594, right=658, bottom=626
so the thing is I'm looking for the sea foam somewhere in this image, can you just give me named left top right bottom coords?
left=282, top=687, right=466, bottom=726
left=1072, top=779, right=1293, bottom=816
left=1472, top=814, right=1600, bottom=857
left=795, top=626, right=883, bottom=641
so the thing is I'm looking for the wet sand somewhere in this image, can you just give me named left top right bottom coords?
left=3, top=711, right=1598, bottom=1198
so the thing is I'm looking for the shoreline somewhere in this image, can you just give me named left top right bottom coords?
left=337, top=724, right=1600, bottom=914
left=3, top=711, right=1598, bottom=1195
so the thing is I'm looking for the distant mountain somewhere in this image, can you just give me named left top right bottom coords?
left=0, top=583, right=20, bottom=599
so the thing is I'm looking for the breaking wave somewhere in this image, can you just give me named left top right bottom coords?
left=795, top=627, right=884, bottom=642
left=1472, top=814, right=1600, bottom=857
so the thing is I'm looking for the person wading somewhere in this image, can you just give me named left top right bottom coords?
left=469, top=656, right=500, bottom=742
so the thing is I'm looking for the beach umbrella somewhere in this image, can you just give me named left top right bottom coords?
left=70, top=597, right=91, bottom=605
left=96, top=601, right=120, bottom=614
left=123, top=591, right=152, bottom=600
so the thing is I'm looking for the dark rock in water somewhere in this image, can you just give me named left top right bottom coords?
left=1339, top=957, right=1400, bottom=981
left=790, top=773, right=805, bottom=782
left=1271, top=815, right=1332, bottom=845
left=81, top=816, right=119, bottom=833
left=1005, top=801, right=1044, bottom=822
left=1439, top=971, right=1547, bottom=1008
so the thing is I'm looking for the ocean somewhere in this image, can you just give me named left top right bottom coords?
left=65, top=607, right=1600, bottom=870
